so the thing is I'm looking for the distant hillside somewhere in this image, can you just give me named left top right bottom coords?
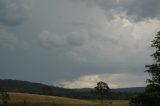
left=0, top=79, right=45, bottom=93
left=0, top=79, right=74, bottom=95
left=73, top=87, right=145, bottom=93
left=0, top=79, right=144, bottom=100
left=111, top=87, right=145, bottom=93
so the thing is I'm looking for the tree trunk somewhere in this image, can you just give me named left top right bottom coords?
left=101, top=95, right=103, bottom=106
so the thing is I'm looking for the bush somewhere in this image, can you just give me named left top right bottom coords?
left=130, top=92, right=160, bottom=106
left=145, top=84, right=160, bottom=93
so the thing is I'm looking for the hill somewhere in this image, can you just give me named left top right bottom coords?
left=111, top=87, right=145, bottom=93
left=0, top=79, right=73, bottom=94
left=0, top=79, right=45, bottom=93
left=73, top=87, right=145, bottom=93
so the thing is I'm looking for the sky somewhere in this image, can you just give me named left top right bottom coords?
left=0, top=0, right=160, bottom=88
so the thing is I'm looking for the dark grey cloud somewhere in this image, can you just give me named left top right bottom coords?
left=72, top=0, right=117, bottom=9
left=0, top=0, right=30, bottom=26
left=0, top=29, right=18, bottom=49
left=38, top=30, right=89, bottom=51
left=0, top=0, right=160, bottom=88
left=120, top=0, right=160, bottom=21
left=0, top=0, right=31, bottom=50
left=79, top=0, right=160, bottom=21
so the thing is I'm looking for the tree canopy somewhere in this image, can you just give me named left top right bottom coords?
left=145, top=31, right=160, bottom=90
left=95, top=81, right=110, bottom=106
left=130, top=31, right=160, bottom=106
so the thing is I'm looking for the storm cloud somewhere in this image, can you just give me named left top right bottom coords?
left=0, top=0, right=160, bottom=88
left=79, top=0, right=160, bottom=21
left=0, top=0, right=30, bottom=26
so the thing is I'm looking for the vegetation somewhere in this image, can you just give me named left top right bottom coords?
left=1, top=92, right=10, bottom=106
left=130, top=31, right=160, bottom=106
left=0, top=87, right=10, bottom=106
left=0, top=79, right=140, bottom=100
left=146, top=31, right=160, bottom=85
left=95, top=81, right=110, bottom=106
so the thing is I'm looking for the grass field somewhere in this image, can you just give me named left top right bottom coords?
left=0, top=92, right=129, bottom=106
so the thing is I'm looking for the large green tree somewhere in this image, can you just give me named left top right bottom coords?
left=145, top=31, right=160, bottom=91
left=95, top=81, right=110, bottom=106
left=130, top=31, right=160, bottom=106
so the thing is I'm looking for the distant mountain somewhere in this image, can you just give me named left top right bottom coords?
left=72, top=87, right=145, bottom=93
left=0, top=79, right=45, bottom=93
left=0, top=79, right=72, bottom=94
left=73, top=88, right=93, bottom=93
left=111, top=87, right=145, bottom=93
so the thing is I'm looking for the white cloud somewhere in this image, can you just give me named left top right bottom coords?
left=56, top=74, right=100, bottom=88
left=55, top=73, right=148, bottom=88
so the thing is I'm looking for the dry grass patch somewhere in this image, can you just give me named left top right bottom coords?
left=7, top=92, right=97, bottom=105
left=0, top=92, right=129, bottom=106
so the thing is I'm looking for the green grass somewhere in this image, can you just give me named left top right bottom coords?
left=0, top=92, right=129, bottom=106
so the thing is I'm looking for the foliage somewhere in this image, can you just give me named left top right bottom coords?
left=42, top=85, right=54, bottom=95
left=0, top=87, right=10, bottom=106
left=145, top=84, right=160, bottom=93
left=95, top=81, right=110, bottom=97
left=130, top=31, right=160, bottom=106
left=145, top=31, right=160, bottom=85
left=130, top=92, right=160, bottom=106
left=95, top=81, right=110, bottom=106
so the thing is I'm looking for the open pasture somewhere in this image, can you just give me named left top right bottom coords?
left=0, top=92, right=129, bottom=106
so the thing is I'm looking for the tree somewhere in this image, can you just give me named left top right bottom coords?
left=0, top=87, right=10, bottom=106
left=42, top=85, right=54, bottom=95
left=95, top=81, right=110, bottom=106
left=145, top=31, right=160, bottom=86
left=130, top=31, right=160, bottom=106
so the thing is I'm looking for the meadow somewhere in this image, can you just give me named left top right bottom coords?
left=0, top=92, right=129, bottom=106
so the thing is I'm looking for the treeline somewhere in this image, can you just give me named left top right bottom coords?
left=0, top=79, right=138, bottom=100
left=26, top=84, right=137, bottom=100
